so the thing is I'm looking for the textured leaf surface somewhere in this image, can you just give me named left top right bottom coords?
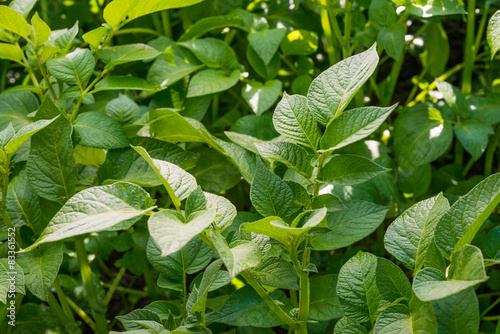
left=47, top=49, right=95, bottom=85
left=97, top=44, right=160, bottom=68
left=179, top=38, right=239, bottom=70
left=257, top=142, right=313, bottom=178
left=309, top=275, right=342, bottom=320
left=241, top=80, right=282, bottom=115
left=454, top=120, right=493, bottom=160
left=0, top=5, right=31, bottom=39
left=488, top=10, right=500, bottom=59
left=249, top=257, right=299, bottom=290
left=74, top=112, right=129, bottom=149
left=431, top=288, right=479, bottom=334
left=187, top=69, right=241, bottom=97
left=373, top=299, right=437, bottom=334
left=317, top=154, right=389, bottom=185
left=307, top=44, right=378, bottom=124
left=4, top=116, right=57, bottom=155
left=248, top=29, right=286, bottom=64
left=334, top=317, right=368, bottom=334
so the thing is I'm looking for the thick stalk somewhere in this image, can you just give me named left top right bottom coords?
left=383, top=51, right=405, bottom=106
left=75, top=237, right=108, bottom=334
left=241, top=272, right=298, bottom=330
left=290, top=246, right=309, bottom=334
left=160, top=11, right=172, bottom=38
left=461, top=0, right=476, bottom=95
left=320, top=5, right=337, bottom=65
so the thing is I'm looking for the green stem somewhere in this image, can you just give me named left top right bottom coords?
left=383, top=51, right=405, bottom=106
left=75, top=237, right=108, bottom=334
left=485, top=124, right=500, bottom=175
left=114, top=28, right=161, bottom=36
left=320, top=5, right=337, bottom=65
left=241, top=271, right=298, bottom=330
left=473, top=5, right=490, bottom=59
left=279, top=54, right=300, bottom=74
left=481, top=296, right=500, bottom=318
left=454, top=140, right=463, bottom=166
left=48, top=293, right=81, bottom=334
left=160, top=11, right=172, bottom=38
left=54, top=277, right=75, bottom=321
left=211, top=94, right=220, bottom=123
left=71, top=69, right=110, bottom=122
left=343, top=0, right=353, bottom=58
left=328, top=3, right=349, bottom=60
left=404, top=69, right=427, bottom=107
left=462, top=156, right=475, bottom=178
left=66, top=296, right=96, bottom=331
left=101, top=283, right=148, bottom=297
left=290, top=246, right=309, bottom=334
left=461, top=0, right=475, bottom=96
left=143, top=264, right=158, bottom=301
left=103, top=267, right=126, bottom=305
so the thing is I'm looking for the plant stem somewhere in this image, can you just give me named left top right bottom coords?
left=75, top=237, right=108, bottom=334
left=383, top=51, right=405, bottom=106
left=160, top=11, right=172, bottom=38
left=290, top=245, right=309, bottom=334
left=48, top=293, right=81, bottom=334
left=65, top=296, right=97, bottom=331
left=328, top=3, right=349, bottom=60
left=481, top=296, right=500, bottom=318
left=320, top=5, right=337, bottom=65
left=114, top=28, right=161, bottom=36
left=454, top=140, right=463, bottom=166
left=104, top=267, right=126, bottom=305
left=343, top=0, right=353, bottom=58
left=461, top=0, right=476, bottom=96
left=54, top=277, right=75, bottom=321
left=241, top=271, right=298, bottom=330
left=462, top=156, right=475, bottom=178
left=101, top=283, right=148, bottom=297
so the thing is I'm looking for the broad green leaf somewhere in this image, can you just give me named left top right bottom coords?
left=248, top=29, right=286, bottom=64
left=373, top=298, right=437, bottom=334
left=147, top=237, right=213, bottom=291
left=0, top=259, right=24, bottom=304
left=132, top=145, right=198, bottom=207
left=116, top=309, right=162, bottom=331
left=0, top=123, right=15, bottom=147
left=187, top=69, right=241, bottom=97
left=337, top=251, right=383, bottom=323
left=18, top=243, right=63, bottom=301
left=309, top=275, right=342, bottom=320
left=488, top=10, right=500, bottom=59
left=280, top=29, right=319, bottom=56
left=103, top=0, right=205, bottom=27
left=179, top=14, right=248, bottom=41
left=225, top=131, right=266, bottom=154
left=312, top=200, right=388, bottom=250
left=320, top=105, right=396, bottom=152
left=82, top=26, right=110, bottom=49
left=148, top=57, right=203, bottom=89
left=27, top=98, right=77, bottom=203
left=384, top=193, right=450, bottom=271
left=31, top=12, right=51, bottom=46
left=93, top=76, right=158, bottom=92
left=454, top=120, right=493, bottom=160
left=188, top=259, right=223, bottom=314
left=421, top=23, right=449, bottom=77
left=249, top=257, right=299, bottom=290
left=13, top=303, right=67, bottom=333
left=4, top=116, right=57, bottom=155
left=247, top=45, right=281, bottom=80
left=46, top=48, right=95, bottom=86
left=413, top=245, right=487, bottom=301
left=0, top=91, right=38, bottom=130
left=435, top=173, right=500, bottom=258
left=203, top=192, right=237, bottom=231
left=435, top=79, right=468, bottom=118
left=311, top=194, right=345, bottom=212
left=0, top=43, right=23, bottom=63
left=256, top=142, right=313, bottom=179
left=307, top=44, right=378, bottom=124
left=73, top=112, right=129, bottom=149
left=214, top=137, right=256, bottom=183
left=9, top=0, right=37, bottom=16
left=98, top=138, right=197, bottom=187
left=334, top=317, right=368, bottom=334
left=431, top=288, right=479, bottom=334
left=250, top=158, right=295, bottom=220
left=97, top=44, right=160, bottom=69
left=23, top=182, right=155, bottom=251
left=484, top=226, right=500, bottom=262
left=105, top=94, right=141, bottom=126
left=53, top=21, right=79, bottom=50
left=74, top=145, right=105, bottom=167
left=242, top=209, right=326, bottom=248
left=377, top=23, right=405, bottom=60
left=396, top=0, right=466, bottom=17
left=317, top=154, right=389, bottom=185
left=376, top=258, right=413, bottom=301
left=149, top=209, right=215, bottom=257
left=215, top=285, right=289, bottom=327
left=394, top=106, right=453, bottom=169
left=0, top=5, right=30, bottom=39
left=273, top=93, right=321, bottom=149
left=241, top=80, right=282, bottom=116
left=210, top=230, right=261, bottom=278
left=179, top=38, right=239, bottom=70
left=369, top=0, right=396, bottom=30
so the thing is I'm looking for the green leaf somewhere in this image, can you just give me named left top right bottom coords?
left=247, top=45, right=281, bottom=80
left=435, top=173, right=500, bottom=258
left=309, top=275, right=342, bottom=320
left=484, top=226, right=500, bottom=262
left=256, top=141, right=313, bottom=179
left=23, top=182, right=155, bottom=251
left=431, top=288, right=479, bottom=334
left=248, top=29, right=286, bottom=64
left=488, top=10, right=500, bottom=59
left=47, top=49, right=95, bottom=86
left=105, top=94, right=141, bottom=126
left=4, top=116, right=57, bottom=155
left=74, top=145, right=105, bottom=168
left=377, top=23, right=405, bottom=60
left=241, top=80, right=282, bottom=116
left=420, top=23, right=449, bottom=77
left=320, top=105, right=396, bottom=153
left=280, top=29, right=319, bottom=56
left=187, top=69, right=241, bottom=97
left=27, top=98, right=77, bottom=203
left=93, top=76, right=158, bottom=92
left=116, top=309, right=162, bottom=331
left=307, top=43, right=378, bottom=125
left=0, top=91, right=39, bottom=130
left=97, top=44, right=160, bottom=69
left=248, top=257, right=299, bottom=290
left=18, top=243, right=63, bottom=301
left=210, top=230, right=261, bottom=278
left=250, top=158, right=295, bottom=220
left=454, top=120, right=493, bottom=160
left=82, top=26, right=110, bottom=49
left=9, top=0, right=37, bottom=16
left=373, top=298, right=437, bottom=334
left=413, top=245, right=487, bottom=301
left=0, top=43, right=24, bottom=63
left=179, top=38, right=239, bottom=70
left=73, top=112, right=129, bottom=149
left=369, top=0, right=396, bottom=30
left=273, top=93, right=321, bottom=149
left=311, top=200, right=388, bottom=250
left=203, top=192, right=237, bottom=231
left=132, top=145, right=198, bottom=208
left=0, top=5, right=31, bottom=40
left=0, top=259, right=24, bottom=304
left=376, top=258, right=413, bottom=301
left=317, top=154, right=389, bottom=185
left=53, top=21, right=79, bottom=50
left=188, top=259, right=223, bottom=314
left=435, top=79, right=468, bottom=118
left=179, top=14, right=247, bottom=41
left=337, top=251, right=383, bottom=323
left=334, top=317, right=368, bottom=334
left=394, top=106, right=453, bottom=169
left=215, top=285, right=289, bottom=327
left=103, top=0, right=205, bottom=27
left=31, top=12, right=51, bottom=46
left=384, top=193, right=450, bottom=271
left=213, top=137, right=256, bottom=183
left=397, top=0, right=466, bottom=17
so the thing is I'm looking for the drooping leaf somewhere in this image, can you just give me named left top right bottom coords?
left=23, top=182, right=155, bottom=251
left=307, top=44, right=378, bottom=124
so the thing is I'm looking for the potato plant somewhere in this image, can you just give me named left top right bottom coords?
left=0, top=0, right=500, bottom=333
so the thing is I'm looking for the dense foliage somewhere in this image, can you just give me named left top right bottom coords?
left=1, top=0, right=500, bottom=333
